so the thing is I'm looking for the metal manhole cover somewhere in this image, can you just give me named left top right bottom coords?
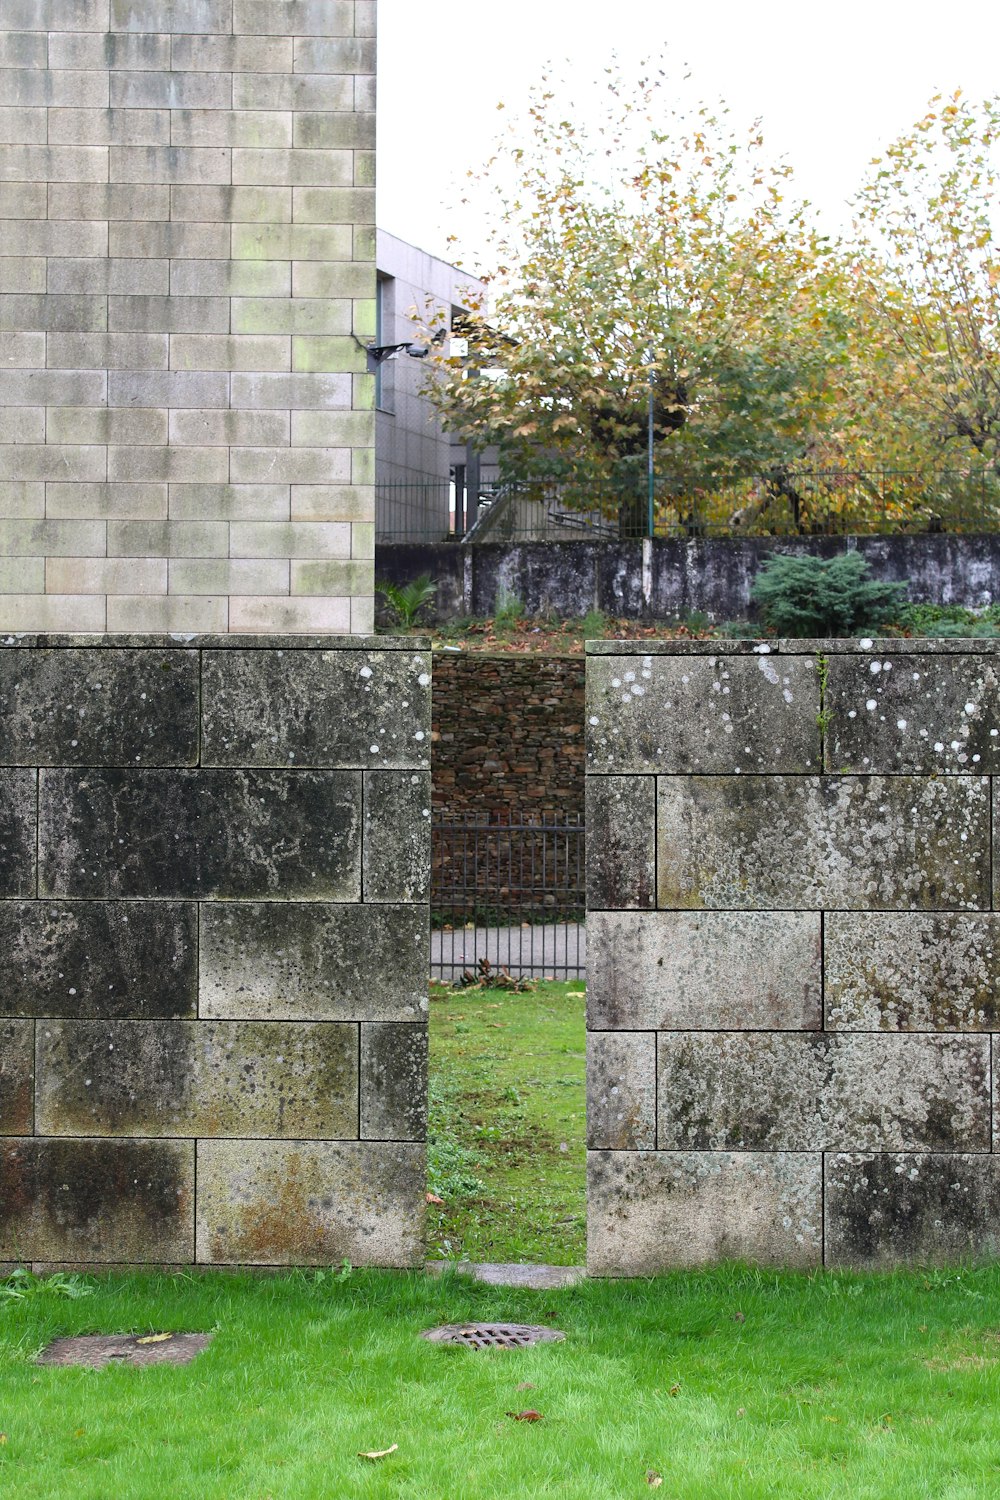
left=36, top=1333, right=213, bottom=1369
left=422, top=1323, right=565, bottom=1349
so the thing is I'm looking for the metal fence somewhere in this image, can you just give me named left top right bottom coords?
left=431, top=814, right=586, bottom=981
left=377, top=469, right=1000, bottom=545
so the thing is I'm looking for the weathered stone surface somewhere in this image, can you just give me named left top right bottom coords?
left=360, top=1022, right=427, bottom=1141
left=363, top=770, right=430, bottom=903
left=198, top=902, right=427, bottom=1021
left=825, top=654, right=1000, bottom=774
left=657, top=775, right=990, bottom=910
left=0, top=770, right=36, bottom=897
left=656, top=1033, right=989, bottom=1152
left=586, top=775, right=655, bottom=909
left=587, top=653, right=820, bottom=773
left=0, top=649, right=198, bottom=766
left=0, top=901, right=196, bottom=1019
left=0, top=1138, right=194, bottom=1263
left=35, top=1020, right=359, bottom=1139
left=38, top=769, right=361, bottom=899
left=825, top=913, right=1000, bottom=1030
left=587, top=910, right=820, bottom=1030
left=0, top=1022, right=33, bottom=1134
left=825, top=1153, right=1000, bottom=1267
left=586, top=1032, right=655, bottom=1150
left=201, top=648, right=431, bottom=769
left=195, top=1140, right=425, bottom=1267
left=587, top=1150, right=821, bottom=1274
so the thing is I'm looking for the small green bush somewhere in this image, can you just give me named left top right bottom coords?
left=580, top=608, right=607, bottom=639
left=750, top=553, right=908, bottom=638
left=376, top=573, right=437, bottom=630
left=493, top=587, right=525, bottom=632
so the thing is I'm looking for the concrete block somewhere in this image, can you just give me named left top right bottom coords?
left=109, top=370, right=229, bottom=407
left=0, top=518, right=105, bottom=554
left=0, top=647, right=198, bottom=765
left=0, top=182, right=47, bottom=219
left=292, top=262, right=373, bottom=300
left=0, top=407, right=44, bottom=443
left=0, top=1138, right=194, bottom=1264
left=0, top=294, right=107, bottom=333
left=0, top=368, right=109, bottom=405
left=0, top=595, right=106, bottom=631
left=106, top=594, right=227, bottom=632
left=36, top=1020, right=359, bottom=1140
left=108, top=520, right=229, bottom=557
left=0, top=33, right=48, bottom=69
left=167, top=483, right=289, bottom=521
left=47, top=333, right=167, bottom=368
left=293, top=111, right=375, bottom=150
left=0, top=332, right=45, bottom=366
left=0, top=557, right=43, bottom=593
left=46, top=558, right=168, bottom=595
left=232, top=147, right=352, bottom=186
left=0, top=260, right=44, bottom=294
left=110, top=0, right=233, bottom=33
left=291, top=560, right=370, bottom=596
left=825, top=912, right=1000, bottom=1030
left=0, top=106, right=47, bottom=144
left=0, top=1022, right=33, bottom=1134
left=107, top=446, right=229, bottom=483
left=292, top=334, right=365, bottom=372
left=110, top=71, right=232, bottom=110
left=0, top=143, right=109, bottom=180
left=108, top=295, right=230, bottom=334
left=109, top=221, right=231, bottom=258
left=587, top=1032, right=655, bottom=1150
left=293, top=38, right=374, bottom=72
left=355, top=1, right=376, bottom=35
left=227, top=595, right=352, bottom=633
left=588, top=1150, right=821, bottom=1274
left=47, top=483, right=168, bottom=520
left=170, top=258, right=290, bottom=297
left=233, top=72, right=354, bottom=112
left=48, top=257, right=169, bottom=294
left=363, top=771, right=431, bottom=903
left=826, top=654, right=1000, bottom=773
left=195, top=1139, right=424, bottom=1266
left=170, top=183, right=289, bottom=221
left=47, top=106, right=170, bottom=146
left=110, top=145, right=231, bottom=184
left=825, top=1153, right=1000, bottom=1267
left=49, top=181, right=167, bottom=221
left=0, top=900, right=196, bottom=1018
left=350, top=446, right=373, bottom=484
left=201, top=648, right=431, bottom=769
left=290, top=484, right=371, bottom=522
left=657, top=1033, right=989, bottom=1152
left=587, top=654, right=820, bottom=773
left=38, top=768, right=362, bottom=900
left=234, top=0, right=354, bottom=33
left=360, top=1023, right=428, bottom=1141
left=0, top=482, right=44, bottom=517
left=48, top=31, right=171, bottom=70
left=586, top=775, right=655, bottom=909
left=230, top=519, right=351, bottom=556
left=351, top=523, right=374, bottom=559
left=658, top=775, right=991, bottom=911
left=168, top=559, right=289, bottom=596
left=291, top=409, right=373, bottom=446
left=350, top=594, right=373, bottom=635
left=231, top=298, right=352, bottom=336
left=199, top=902, right=428, bottom=1022
left=0, top=447, right=106, bottom=483
left=587, top=910, right=821, bottom=1031
left=292, top=185, right=374, bottom=223
left=0, top=69, right=109, bottom=109
left=46, top=405, right=167, bottom=444
left=231, top=371, right=351, bottom=408
left=170, top=34, right=293, bottom=71
left=170, top=334, right=290, bottom=371
left=169, top=408, right=288, bottom=447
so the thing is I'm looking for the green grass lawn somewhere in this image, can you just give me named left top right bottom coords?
left=427, top=979, right=587, bottom=1265
left=3, top=1265, right=1000, bottom=1497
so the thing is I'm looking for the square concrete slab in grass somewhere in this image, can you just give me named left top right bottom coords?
left=825, top=1153, right=1000, bottom=1267
left=200, top=648, right=431, bottom=769
left=587, top=1150, right=822, bottom=1274
left=195, top=1139, right=425, bottom=1267
left=586, top=910, right=821, bottom=1031
left=587, top=653, right=821, bottom=774
left=657, top=775, right=990, bottom=910
left=198, top=902, right=428, bottom=1022
left=825, top=912, right=1000, bottom=1031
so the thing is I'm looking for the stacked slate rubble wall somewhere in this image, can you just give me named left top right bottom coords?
left=586, top=638, right=1000, bottom=1272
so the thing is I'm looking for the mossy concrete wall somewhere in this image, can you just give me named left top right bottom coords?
left=586, top=639, right=1000, bottom=1272
left=0, top=634, right=429, bottom=1267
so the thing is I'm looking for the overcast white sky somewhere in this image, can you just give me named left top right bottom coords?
left=377, top=0, right=1000, bottom=270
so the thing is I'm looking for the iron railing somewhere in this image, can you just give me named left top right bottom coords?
left=376, top=469, right=1000, bottom=545
left=431, top=814, right=586, bottom=981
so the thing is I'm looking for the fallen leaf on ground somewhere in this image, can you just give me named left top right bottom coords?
left=136, top=1333, right=173, bottom=1345
left=0, top=1433, right=7, bottom=1445
left=733, top=1311, right=746, bottom=1324
left=668, top=1383, right=681, bottom=1397
left=646, top=1471, right=663, bottom=1487
left=425, top=1193, right=444, bottom=1205
left=358, top=1444, right=398, bottom=1461
left=516, top=1382, right=536, bottom=1392
left=506, top=1410, right=543, bottom=1422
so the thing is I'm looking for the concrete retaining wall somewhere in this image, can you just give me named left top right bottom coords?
left=0, top=634, right=430, bottom=1268
left=585, top=638, right=1000, bottom=1271
left=375, top=535, right=1000, bottom=623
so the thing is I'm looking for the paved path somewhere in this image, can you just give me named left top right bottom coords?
left=430, top=922, right=586, bottom=980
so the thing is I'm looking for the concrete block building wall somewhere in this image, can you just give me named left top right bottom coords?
left=0, top=0, right=376, bottom=635
left=586, top=639, right=1000, bottom=1273
left=0, top=634, right=430, bottom=1267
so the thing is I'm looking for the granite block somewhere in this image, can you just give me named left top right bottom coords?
left=586, top=1032, right=656, bottom=1150
left=360, top=1022, right=428, bottom=1142
left=825, top=1153, right=1000, bottom=1267
left=362, top=771, right=430, bottom=903
left=0, top=1022, right=33, bottom=1134
left=0, top=770, right=36, bottom=897
left=586, top=775, right=655, bottom=910
left=825, top=913, right=1000, bottom=1030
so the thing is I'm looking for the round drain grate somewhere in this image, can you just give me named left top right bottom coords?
left=422, top=1323, right=565, bottom=1350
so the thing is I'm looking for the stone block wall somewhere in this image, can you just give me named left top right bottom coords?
left=586, top=639, right=1000, bottom=1272
left=0, top=0, right=376, bottom=636
left=0, top=634, right=429, bottom=1267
